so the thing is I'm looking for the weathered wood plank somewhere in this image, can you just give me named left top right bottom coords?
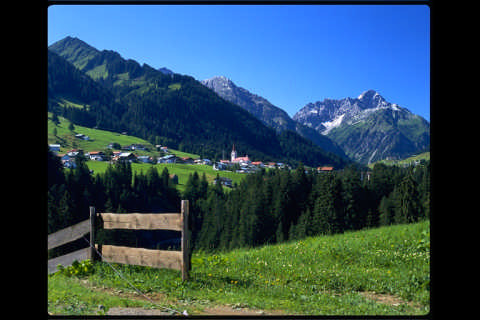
left=47, top=247, right=90, bottom=274
left=181, top=200, right=190, bottom=281
left=90, top=207, right=97, bottom=261
left=101, top=245, right=182, bottom=271
left=100, top=213, right=182, bottom=231
left=48, top=219, right=90, bottom=250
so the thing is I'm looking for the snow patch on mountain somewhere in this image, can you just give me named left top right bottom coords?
left=321, top=113, right=345, bottom=134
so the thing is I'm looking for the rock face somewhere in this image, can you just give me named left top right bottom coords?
left=293, top=90, right=430, bottom=164
left=201, top=76, right=348, bottom=159
left=202, top=76, right=294, bottom=131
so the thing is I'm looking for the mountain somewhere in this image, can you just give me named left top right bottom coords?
left=48, top=36, right=349, bottom=168
left=201, top=76, right=347, bottom=158
left=293, top=90, right=430, bottom=164
left=201, top=76, right=293, bottom=131
left=158, top=67, right=174, bottom=75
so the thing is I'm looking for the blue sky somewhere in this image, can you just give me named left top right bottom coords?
left=48, top=4, right=430, bottom=121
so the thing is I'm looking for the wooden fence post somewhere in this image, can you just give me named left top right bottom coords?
left=89, top=206, right=96, bottom=261
left=181, top=200, right=190, bottom=281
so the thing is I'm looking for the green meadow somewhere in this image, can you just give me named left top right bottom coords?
left=87, top=162, right=245, bottom=193
left=48, top=113, right=245, bottom=192
left=48, top=220, right=430, bottom=315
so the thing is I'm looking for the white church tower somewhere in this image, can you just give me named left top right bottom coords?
left=231, top=144, right=237, bottom=162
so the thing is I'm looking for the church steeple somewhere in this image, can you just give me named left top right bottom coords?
left=231, top=144, right=237, bottom=162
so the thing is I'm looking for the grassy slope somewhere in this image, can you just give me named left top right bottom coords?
left=48, top=221, right=430, bottom=315
left=87, top=162, right=245, bottom=193
left=48, top=113, right=245, bottom=192
left=367, top=152, right=430, bottom=169
left=48, top=113, right=160, bottom=154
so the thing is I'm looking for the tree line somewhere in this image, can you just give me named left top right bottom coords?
left=48, top=148, right=181, bottom=257
left=48, top=148, right=180, bottom=235
left=185, top=160, right=430, bottom=252
left=48, top=147, right=429, bottom=256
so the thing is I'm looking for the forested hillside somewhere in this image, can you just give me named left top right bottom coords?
left=187, top=162, right=430, bottom=251
left=48, top=37, right=348, bottom=168
left=48, top=146, right=430, bottom=254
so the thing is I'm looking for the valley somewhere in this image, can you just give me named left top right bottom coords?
left=47, top=35, right=431, bottom=317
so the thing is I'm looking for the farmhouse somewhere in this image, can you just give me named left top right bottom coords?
left=67, top=149, right=82, bottom=157
left=75, top=133, right=90, bottom=140
left=49, top=144, right=61, bottom=152
left=213, top=162, right=228, bottom=171
left=194, top=159, right=212, bottom=165
left=137, top=155, right=154, bottom=163
left=87, top=151, right=105, bottom=161
left=117, top=152, right=137, bottom=162
left=214, top=176, right=233, bottom=188
left=180, top=157, right=194, bottom=165
left=251, top=161, right=264, bottom=167
left=157, top=154, right=176, bottom=164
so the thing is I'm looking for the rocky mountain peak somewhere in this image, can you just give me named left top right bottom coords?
left=293, top=90, right=429, bottom=163
left=357, top=89, right=378, bottom=100
left=357, top=89, right=387, bottom=108
left=202, top=76, right=234, bottom=89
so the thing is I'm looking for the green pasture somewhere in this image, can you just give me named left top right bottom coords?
left=48, top=221, right=430, bottom=315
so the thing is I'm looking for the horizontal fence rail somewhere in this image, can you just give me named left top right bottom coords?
left=47, top=219, right=91, bottom=274
left=100, top=213, right=182, bottom=231
left=100, top=245, right=182, bottom=271
left=47, top=219, right=90, bottom=251
left=47, top=200, right=190, bottom=281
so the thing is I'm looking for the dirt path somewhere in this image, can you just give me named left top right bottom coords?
left=107, top=307, right=174, bottom=315
left=81, top=280, right=285, bottom=316
left=202, top=305, right=285, bottom=316
left=359, top=291, right=422, bottom=309
left=80, top=280, right=421, bottom=316
left=107, top=305, right=282, bottom=316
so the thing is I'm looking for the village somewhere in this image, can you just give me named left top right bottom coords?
left=49, top=140, right=336, bottom=179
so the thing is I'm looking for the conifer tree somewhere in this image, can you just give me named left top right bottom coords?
left=276, top=221, right=284, bottom=242
left=48, top=148, right=65, bottom=189
left=366, top=209, right=378, bottom=228
left=395, top=172, right=421, bottom=224
left=296, top=208, right=310, bottom=239
left=48, top=184, right=65, bottom=233
left=379, top=188, right=398, bottom=226
left=58, top=187, right=75, bottom=228
left=341, top=165, right=364, bottom=231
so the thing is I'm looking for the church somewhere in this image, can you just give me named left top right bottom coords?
left=230, top=144, right=251, bottom=164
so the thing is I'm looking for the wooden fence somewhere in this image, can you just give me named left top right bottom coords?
left=48, top=200, right=191, bottom=281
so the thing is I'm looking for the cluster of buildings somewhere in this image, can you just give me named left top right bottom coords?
left=49, top=142, right=214, bottom=169
left=49, top=142, right=334, bottom=175
left=213, top=144, right=290, bottom=173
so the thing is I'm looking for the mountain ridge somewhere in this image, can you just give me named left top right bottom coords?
left=293, top=90, right=430, bottom=163
left=48, top=36, right=349, bottom=168
left=201, top=76, right=348, bottom=159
